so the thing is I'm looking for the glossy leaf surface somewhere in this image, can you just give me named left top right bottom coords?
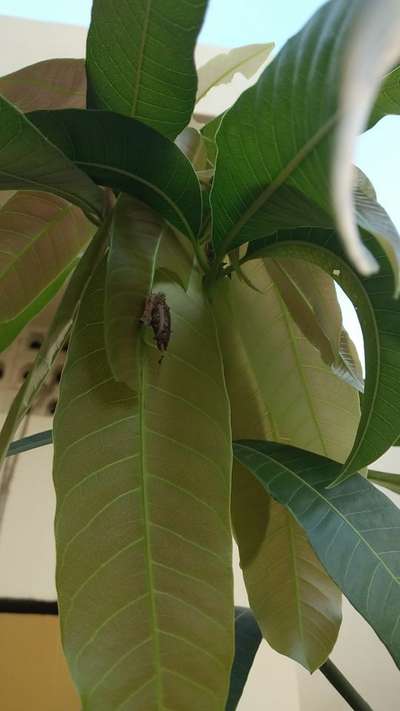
left=29, top=109, right=202, bottom=240
left=233, top=440, right=400, bottom=669
left=86, top=0, right=208, bottom=139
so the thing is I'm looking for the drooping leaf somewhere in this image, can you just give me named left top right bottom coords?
left=214, top=263, right=359, bottom=668
left=247, top=227, right=400, bottom=479
left=264, top=257, right=364, bottom=392
left=368, top=470, right=400, bottom=495
left=0, top=259, right=76, bottom=354
left=353, top=168, right=400, bottom=296
left=332, top=329, right=364, bottom=394
left=368, top=65, right=400, bottom=128
left=225, top=607, right=262, bottom=711
left=86, top=0, right=208, bottom=139
left=0, top=220, right=108, bottom=469
left=266, top=257, right=341, bottom=362
left=53, top=257, right=234, bottom=709
left=249, top=498, right=342, bottom=672
left=0, top=191, right=93, bottom=348
left=332, top=0, right=400, bottom=274
left=210, top=0, right=400, bottom=278
left=215, top=263, right=360, bottom=463
left=105, top=196, right=167, bottom=390
left=28, top=109, right=202, bottom=240
left=196, top=44, right=274, bottom=104
left=0, top=58, right=86, bottom=112
left=0, top=95, right=102, bottom=219
left=233, top=440, right=400, bottom=670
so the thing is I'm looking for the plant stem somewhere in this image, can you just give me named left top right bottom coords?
left=320, top=659, right=373, bottom=711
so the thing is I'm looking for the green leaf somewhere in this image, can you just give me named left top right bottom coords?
left=214, top=264, right=359, bottom=668
left=0, top=220, right=108, bottom=469
left=0, top=259, right=76, bottom=354
left=226, top=607, right=262, bottom=711
left=196, top=44, right=274, bottom=104
left=368, top=470, right=400, bottom=495
left=53, top=257, right=234, bottom=709
left=369, top=65, right=400, bottom=128
left=264, top=257, right=363, bottom=392
left=233, top=440, right=400, bottom=670
left=0, top=58, right=86, bottom=112
left=210, top=0, right=400, bottom=277
left=86, top=0, right=208, bottom=139
left=201, top=114, right=224, bottom=167
left=105, top=196, right=166, bottom=389
left=247, top=227, right=400, bottom=479
left=353, top=168, right=400, bottom=296
left=332, top=329, right=364, bottom=394
left=29, top=109, right=202, bottom=240
left=0, top=95, right=102, bottom=219
left=0, top=191, right=93, bottom=343
left=244, top=497, right=342, bottom=672
left=215, top=263, right=360, bottom=463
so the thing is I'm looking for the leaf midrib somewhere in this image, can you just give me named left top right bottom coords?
left=130, top=0, right=152, bottom=117
left=215, top=113, right=338, bottom=257
left=138, top=335, right=163, bottom=708
left=76, top=159, right=195, bottom=241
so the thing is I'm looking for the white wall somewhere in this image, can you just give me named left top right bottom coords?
left=0, top=13, right=399, bottom=711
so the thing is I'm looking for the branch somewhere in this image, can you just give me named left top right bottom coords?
left=320, top=659, right=373, bottom=711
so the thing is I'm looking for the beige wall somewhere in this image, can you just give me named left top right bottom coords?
left=0, top=13, right=399, bottom=711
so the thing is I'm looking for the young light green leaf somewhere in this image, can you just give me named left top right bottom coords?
left=0, top=220, right=109, bottom=470
left=368, top=470, right=400, bottom=495
left=210, top=0, right=400, bottom=280
left=54, top=257, right=234, bottom=710
left=265, top=257, right=364, bottom=392
left=0, top=191, right=93, bottom=344
left=214, top=264, right=359, bottom=669
left=244, top=499, right=342, bottom=672
left=332, top=329, right=364, bottom=394
left=105, top=196, right=166, bottom=389
left=86, top=0, right=208, bottom=139
left=247, top=227, right=400, bottom=479
left=0, top=58, right=86, bottom=112
left=196, top=44, right=274, bottom=103
left=226, top=608, right=262, bottom=711
left=29, top=109, right=202, bottom=241
left=215, top=262, right=360, bottom=464
left=0, top=95, right=103, bottom=219
left=353, top=168, right=400, bottom=295
left=233, top=440, right=400, bottom=670
left=332, top=0, right=400, bottom=275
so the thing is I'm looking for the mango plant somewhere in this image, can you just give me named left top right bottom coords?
left=1, top=1, right=400, bottom=709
